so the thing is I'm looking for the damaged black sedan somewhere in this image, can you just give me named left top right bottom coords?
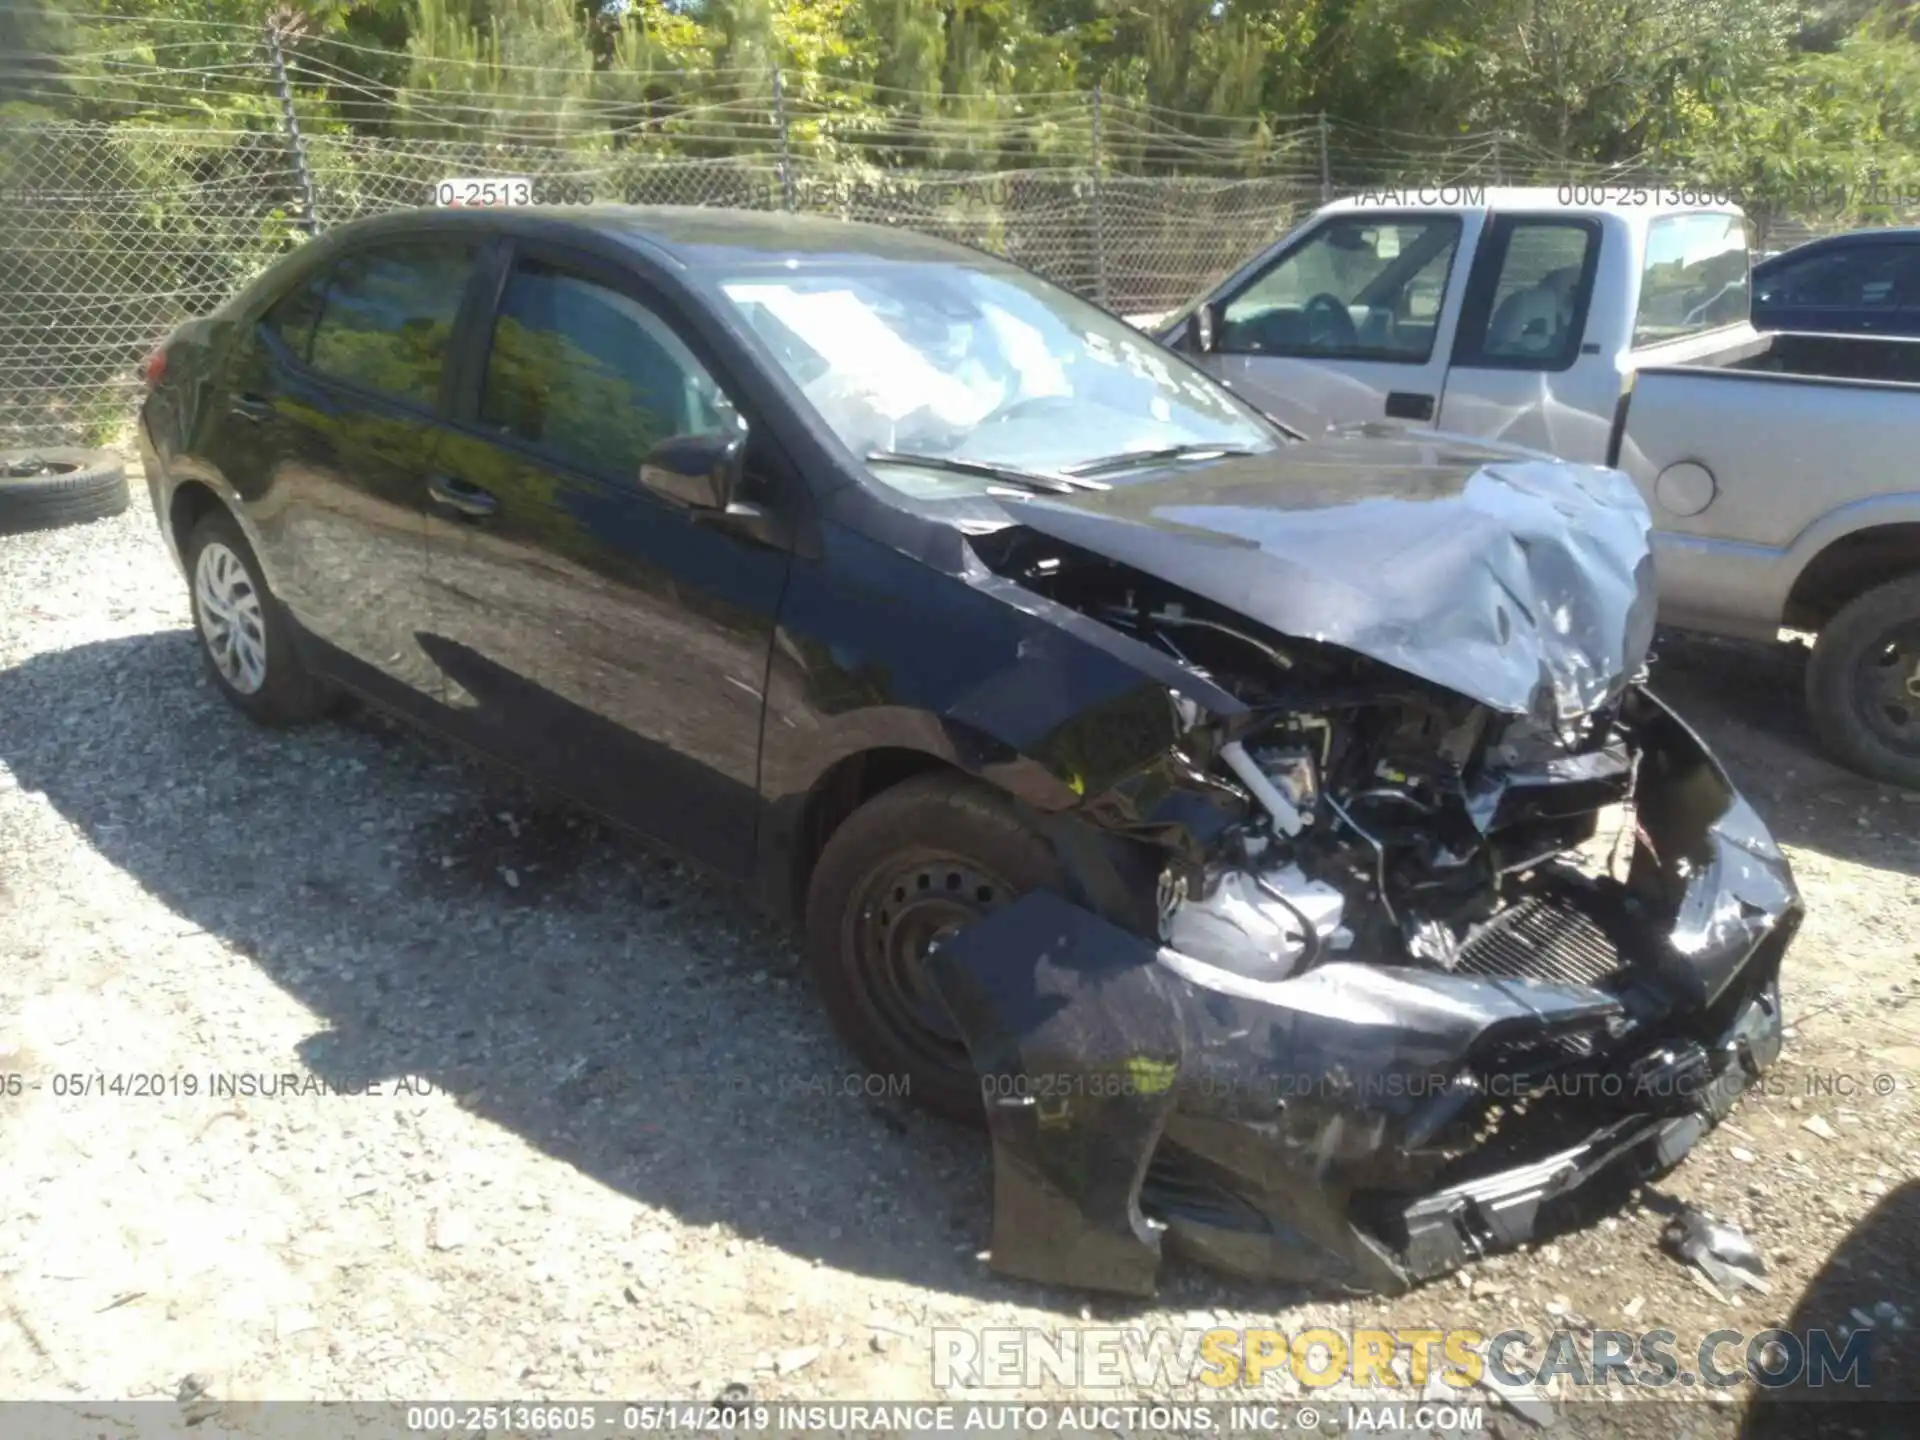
left=137, top=206, right=1800, bottom=1297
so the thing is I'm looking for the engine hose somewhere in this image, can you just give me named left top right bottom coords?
left=1325, top=792, right=1399, bottom=928
left=1252, top=871, right=1324, bottom=970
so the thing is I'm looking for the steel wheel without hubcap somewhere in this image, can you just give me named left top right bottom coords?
left=194, top=540, right=269, bottom=695
left=846, top=853, right=1013, bottom=1071
left=1853, top=621, right=1920, bottom=760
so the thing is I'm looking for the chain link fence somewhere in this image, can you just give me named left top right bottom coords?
left=1, top=32, right=1909, bottom=447
left=3, top=115, right=1331, bottom=445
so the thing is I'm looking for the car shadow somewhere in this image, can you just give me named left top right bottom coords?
left=1739, top=1178, right=1917, bottom=1436
left=0, top=629, right=1287, bottom=1317
left=1647, top=630, right=1919, bottom=879
left=9, top=628, right=1886, bottom=1317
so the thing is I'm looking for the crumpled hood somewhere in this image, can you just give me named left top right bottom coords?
left=994, top=431, right=1658, bottom=718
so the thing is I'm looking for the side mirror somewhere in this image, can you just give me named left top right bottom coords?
left=639, top=431, right=745, bottom=510
left=1194, top=301, right=1221, bottom=354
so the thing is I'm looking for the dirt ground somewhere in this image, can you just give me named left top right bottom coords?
left=0, top=464, right=1915, bottom=1437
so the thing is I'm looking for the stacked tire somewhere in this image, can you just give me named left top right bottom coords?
left=0, top=448, right=130, bottom=535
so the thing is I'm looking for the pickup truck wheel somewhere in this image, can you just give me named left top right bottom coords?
left=1807, top=575, right=1920, bottom=789
left=803, top=774, right=1065, bottom=1125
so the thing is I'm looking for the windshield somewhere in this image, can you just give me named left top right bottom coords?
left=713, top=259, right=1278, bottom=496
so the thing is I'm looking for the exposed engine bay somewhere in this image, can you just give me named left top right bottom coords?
left=941, top=520, right=1801, bottom=1297
left=986, top=533, right=1640, bottom=989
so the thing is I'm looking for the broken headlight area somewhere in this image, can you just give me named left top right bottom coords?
left=939, top=540, right=1801, bottom=1297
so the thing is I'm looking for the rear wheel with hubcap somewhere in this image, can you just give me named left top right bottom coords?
left=804, top=774, right=1065, bottom=1123
left=183, top=509, right=334, bottom=725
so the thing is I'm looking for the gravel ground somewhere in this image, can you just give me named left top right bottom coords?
left=1, top=465, right=1916, bottom=1436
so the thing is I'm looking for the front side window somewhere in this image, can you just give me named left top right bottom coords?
left=713, top=259, right=1275, bottom=496
left=1633, top=213, right=1749, bottom=348
left=1219, top=217, right=1462, bottom=361
left=308, top=242, right=476, bottom=408
left=480, top=261, right=738, bottom=480
left=1756, top=247, right=1913, bottom=310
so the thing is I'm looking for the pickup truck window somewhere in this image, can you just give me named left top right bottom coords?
left=1633, top=212, right=1750, bottom=348
left=1455, top=218, right=1597, bottom=369
left=1218, top=216, right=1461, bottom=363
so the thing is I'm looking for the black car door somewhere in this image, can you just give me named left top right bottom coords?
left=422, top=242, right=796, bottom=876
left=206, top=236, right=483, bottom=720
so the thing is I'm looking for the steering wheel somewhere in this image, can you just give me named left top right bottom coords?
left=1301, top=292, right=1359, bottom=350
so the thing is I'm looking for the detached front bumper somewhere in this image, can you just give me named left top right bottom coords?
left=926, top=689, right=1801, bottom=1296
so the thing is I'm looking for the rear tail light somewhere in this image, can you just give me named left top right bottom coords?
left=142, top=343, right=168, bottom=388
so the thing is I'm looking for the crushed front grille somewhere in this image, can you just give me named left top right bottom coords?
left=1455, top=892, right=1629, bottom=990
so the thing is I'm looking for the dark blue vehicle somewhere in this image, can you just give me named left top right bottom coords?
left=137, top=205, right=1798, bottom=1297
left=1752, top=228, right=1920, bottom=335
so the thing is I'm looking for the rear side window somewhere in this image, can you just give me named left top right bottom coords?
left=308, top=242, right=476, bottom=409
left=479, top=260, right=738, bottom=480
left=1633, top=213, right=1750, bottom=348
left=261, top=269, right=328, bottom=362
left=1455, top=218, right=1597, bottom=369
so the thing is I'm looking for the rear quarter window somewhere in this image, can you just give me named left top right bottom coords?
left=1633, top=212, right=1751, bottom=348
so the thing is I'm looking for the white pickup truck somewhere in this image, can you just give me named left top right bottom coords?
left=1157, top=189, right=1920, bottom=788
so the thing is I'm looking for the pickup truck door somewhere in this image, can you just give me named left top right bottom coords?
left=1195, top=211, right=1481, bottom=431
left=1432, top=214, right=1615, bottom=462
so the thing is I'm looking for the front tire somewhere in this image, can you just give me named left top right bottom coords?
left=803, top=774, right=1065, bottom=1124
left=183, top=509, right=332, bottom=726
left=1806, top=574, right=1920, bottom=789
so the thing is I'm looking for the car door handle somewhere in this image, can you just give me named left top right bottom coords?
left=1385, top=391, right=1436, bottom=422
left=427, top=473, right=498, bottom=518
left=229, top=392, right=274, bottom=423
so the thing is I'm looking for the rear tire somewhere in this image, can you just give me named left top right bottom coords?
left=803, top=773, right=1065, bottom=1125
left=0, top=447, right=128, bottom=534
left=183, top=509, right=334, bottom=726
left=1806, top=574, right=1920, bottom=789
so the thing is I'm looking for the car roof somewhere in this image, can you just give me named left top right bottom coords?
left=314, top=204, right=1004, bottom=272
left=1755, top=227, right=1920, bottom=269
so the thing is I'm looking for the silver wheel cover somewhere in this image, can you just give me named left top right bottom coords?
left=193, top=540, right=269, bottom=695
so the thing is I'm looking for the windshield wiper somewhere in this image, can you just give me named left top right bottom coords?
left=1063, top=442, right=1261, bottom=477
left=1257, top=411, right=1309, bottom=441
left=865, top=451, right=1101, bottom=496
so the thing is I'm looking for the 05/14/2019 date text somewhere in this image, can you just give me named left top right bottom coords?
left=0, top=1071, right=440, bottom=1099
